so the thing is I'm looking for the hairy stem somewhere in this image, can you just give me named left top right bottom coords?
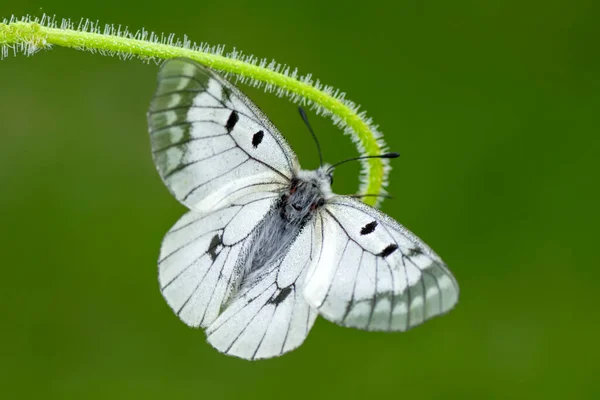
left=1, top=15, right=390, bottom=206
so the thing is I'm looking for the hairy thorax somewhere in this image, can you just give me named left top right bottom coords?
left=279, top=178, right=325, bottom=225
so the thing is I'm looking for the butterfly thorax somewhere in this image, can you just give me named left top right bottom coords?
left=279, top=171, right=329, bottom=225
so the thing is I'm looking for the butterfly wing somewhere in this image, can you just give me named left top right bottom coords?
left=159, top=191, right=281, bottom=329
left=304, top=197, right=459, bottom=331
left=206, top=216, right=322, bottom=360
left=148, top=58, right=298, bottom=212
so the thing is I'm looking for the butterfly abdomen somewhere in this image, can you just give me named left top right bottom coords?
left=241, top=177, right=324, bottom=281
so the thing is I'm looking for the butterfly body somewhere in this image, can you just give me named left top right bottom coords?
left=242, top=168, right=328, bottom=280
left=148, top=58, right=459, bottom=360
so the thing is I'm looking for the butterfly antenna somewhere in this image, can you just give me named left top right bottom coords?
left=298, top=107, right=324, bottom=167
left=327, top=152, right=400, bottom=174
left=348, top=193, right=395, bottom=200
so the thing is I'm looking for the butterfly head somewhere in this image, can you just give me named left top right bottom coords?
left=315, top=164, right=334, bottom=186
left=296, top=166, right=334, bottom=197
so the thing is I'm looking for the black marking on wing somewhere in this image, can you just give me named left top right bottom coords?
left=160, top=196, right=273, bottom=290
left=251, top=298, right=279, bottom=359
left=360, top=221, right=378, bottom=235
left=206, top=221, right=318, bottom=359
left=252, top=130, right=264, bottom=148
left=181, top=59, right=295, bottom=171
left=151, top=59, right=303, bottom=220
left=225, top=110, right=239, bottom=132
left=149, top=103, right=266, bottom=129
left=222, top=85, right=233, bottom=102
left=151, top=101, right=293, bottom=191
left=267, top=286, right=292, bottom=305
left=208, top=234, right=222, bottom=261
left=407, top=247, right=423, bottom=257
left=196, top=246, right=238, bottom=323
left=209, top=239, right=311, bottom=333
left=379, top=244, right=399, bottom=258
left=323, top=201, right=459, bottom=330
left=176, top=246, right=231, bottom=317
left=324, top=209, right=393, bottom=260
left=161, top=196, right=286, bottom=330
left=159, top=227, right=221, bottom=268
left=150, top=89, right=264, bottom=150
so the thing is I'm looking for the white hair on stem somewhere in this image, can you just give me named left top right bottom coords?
left=1, top=14, right=392, bottom=206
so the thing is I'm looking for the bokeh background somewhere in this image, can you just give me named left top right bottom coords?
left=1, top=1, right=598, bottom=399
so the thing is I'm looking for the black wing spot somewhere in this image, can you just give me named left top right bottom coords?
left=268, top=286, right=292, bottom=305
left=379, top=243, right=399, bottom=258
left=407, top=247, right=423, bottom=257
left=207, top=234, right=222, bottom=261
left=252, top=130, right=264, bottom=148
left=360, top=220, right=378, bottom=235
left=225, top=110, right=239, bottom=132
left=222, top=85, right=233, bottom=102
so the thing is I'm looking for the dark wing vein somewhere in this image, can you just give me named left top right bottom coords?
left=198, top=246, right=236, bottom=324
left=164, top=146, right=241, bottom=179
left=176, top=247, right=231, bottom=315
left=280, top=288, right=297, bottom=354
left=251, top=304, right=279, bottom=359
left=159, top=227, right=222, bottom=264
left=320, top=239, right=349, bottom=309
left=181, top=158, right=250, bottom=202
left=343, top=250, right=364, bottom=323
left=383, top=258, right=395, bottom=330
left=153, top=133, right=229, bottom=154
left=223, top=285, right=275, bottom=353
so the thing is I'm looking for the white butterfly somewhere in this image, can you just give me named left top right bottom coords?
left=147, top=58, right=459, bottom=360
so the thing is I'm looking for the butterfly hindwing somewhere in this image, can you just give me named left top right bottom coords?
left=304, top=197, right=459, bottom=331
left=158, top=191, right=280, bottom=329
left=206, top=216, right=322, bottom=360
left=148, top=58, right=298, bottom=211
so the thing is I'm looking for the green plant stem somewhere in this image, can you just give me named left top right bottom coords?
left=1, top=18, right=388, bottom=206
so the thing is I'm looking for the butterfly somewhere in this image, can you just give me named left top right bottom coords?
left=147, top=58, right=459, bottom=360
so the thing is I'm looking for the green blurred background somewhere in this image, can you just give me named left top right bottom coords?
left=1, top=1, right=598, bottom=399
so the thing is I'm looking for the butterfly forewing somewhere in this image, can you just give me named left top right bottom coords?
left=304, top=197, right=459, bottom=331
left=148, top=58, right=297, bottom=212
